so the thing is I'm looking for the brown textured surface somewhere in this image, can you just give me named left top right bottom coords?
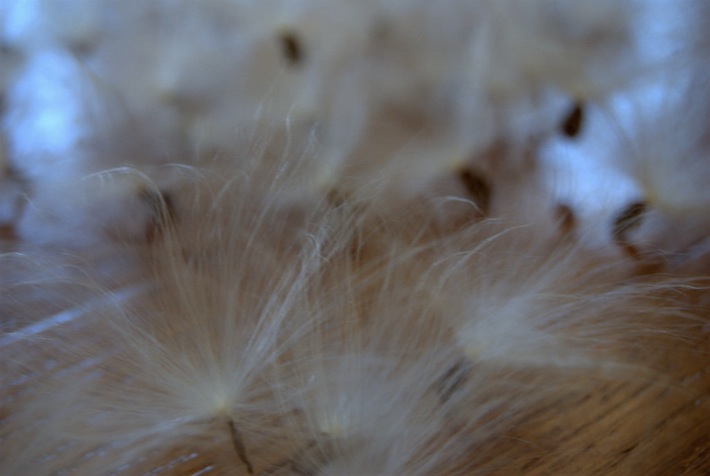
left=1, top=233, right=709, bottom=475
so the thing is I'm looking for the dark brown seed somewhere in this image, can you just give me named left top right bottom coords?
left=612, top=201, right=647, bottom=257
left=612, top=201, right=646, bottom=243
left=279, top=31, right=303, bottom=66
left=560, top=101, right=585, bottom=138
left=458, top=168, right=492, bottom=216
left=555, top=203, right=577, bottom=236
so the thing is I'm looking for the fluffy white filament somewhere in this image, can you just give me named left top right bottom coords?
left=1, top=0, right=708, bottom=474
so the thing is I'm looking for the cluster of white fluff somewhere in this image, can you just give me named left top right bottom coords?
left=0, top=0, right=653, bottom=243
left=1, top=0, right=709, bottom=475
left=3, top=175, right=704, bottom=474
